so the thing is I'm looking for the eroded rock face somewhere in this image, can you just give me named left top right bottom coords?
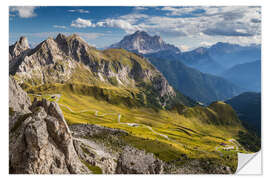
left=9, top=76, right=31, bottom=113
left=9, top=36, right=30, bottom=60
left=9, top=99, right=90, bottom=174
left=116, top=146, right=164, bottom=174
left=70, top=124, right=164, bottom=174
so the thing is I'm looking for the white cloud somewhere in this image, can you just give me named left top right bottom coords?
left=68, top=9, right=90, bottom=13
left=53, top=25, right=67, bottom=29
left=136, top=7, right=261, bottom=45
left=134, top=7, right=148, bottom=11
left=97, top=19, right=140, bottom=33
left=71, top=18, right=94, bottom=28
left=161, top=6, right=202, bottom=16
left=10, top=6, right=37, bottom=18
left=66, top=6, right=261, bottom=47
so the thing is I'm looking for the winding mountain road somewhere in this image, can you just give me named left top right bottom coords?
left=29, top=93, right=240, bottom=155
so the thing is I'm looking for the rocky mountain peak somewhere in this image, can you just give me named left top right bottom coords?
left=55, top=33, right=86, bottom=46
left=56, top=33, right=67, bottom=41
left=110, top=31, right=180, bottom=54
left=9, top=36, right=30, bottom=60
left=68, top=34, right=86, bottom=43
left=18, top=36, right=30, bottom=50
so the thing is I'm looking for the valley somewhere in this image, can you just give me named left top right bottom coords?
left=25, top=83, right=248, bottom=171
left=9, top=32, right=260, bottom=174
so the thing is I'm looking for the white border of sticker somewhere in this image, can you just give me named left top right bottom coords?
left=1, top=0, right=269, bottom=179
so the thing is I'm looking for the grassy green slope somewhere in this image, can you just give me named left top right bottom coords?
left=25, top=82, right=251, bottom=172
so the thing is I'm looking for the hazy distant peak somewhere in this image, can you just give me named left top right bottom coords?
left=110, top=31, right=180, bottom=54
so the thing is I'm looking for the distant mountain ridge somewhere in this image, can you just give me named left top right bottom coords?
left=149, top=42, right=260, bottom=75
left=110, top=31, right=261, bottom=76
left=221, top=60, right=261, bottom=92
left=149, top=57, right=243, bottom=104
left=110, top=31, right=181, bottom=54
left=208, top=42, right=261, bottom=69
left=110, top=31, right=244, bottom=103
left=179, top=47, right=225, bottom=75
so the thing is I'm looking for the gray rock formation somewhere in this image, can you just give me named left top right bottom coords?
left=110, top=31, right=180, bottom=54
left=70, top=124, right=164, bottom=174
left=9, top=96, right=91, bottom=174
left=116, top=146, right=164, bottom=174
left=9, top=76, right=31, bottom=113
left=9, top=36, right=30, bottom=60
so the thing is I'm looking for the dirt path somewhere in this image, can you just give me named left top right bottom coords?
left=30, top=93, right=232, bottom=154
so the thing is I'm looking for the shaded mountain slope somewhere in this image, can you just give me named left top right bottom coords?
left=226, top=92, right=261, bottom=135
left=225, top=92, right=261, bottom=151
left=179, top=47, right=225, bottom=75
left=149, top=58, right=243, bottom=104
left=221, top=60, right=261, bottom=92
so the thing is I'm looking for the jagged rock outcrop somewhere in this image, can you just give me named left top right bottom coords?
left=116, top=146, right=164, bottom=174
left=9, top=37, right=31, bottom=74
left=9, top=81, right=91, bottom=174
left=70, top=124, right=164, bottom=174
left=9, top=36, right=30, bottom=60
left=9, top=76, right=31, bottom=113
left=110, top=31, right=180, bottom=54
left=9, top=101, right=91, bottom=174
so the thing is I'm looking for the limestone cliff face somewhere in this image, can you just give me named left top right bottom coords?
left=9, top=34, right=178, bottom=108
left=9, top=36, right=30, bottom=60
left=9, top=100, right=91, bottom=174
left=9, top=76, right=31, bottom=113
left=9, top=78, right=90, bottom=174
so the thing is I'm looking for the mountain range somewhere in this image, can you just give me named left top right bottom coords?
left=9, top=32, right=261, bottom=174
left=208, top=42, right=261, bottom=69
left=9, top=33, right=194, bottom=109
left=148, top=58, right=243, bottom=104
left=110, top=31, right=248, bottom=103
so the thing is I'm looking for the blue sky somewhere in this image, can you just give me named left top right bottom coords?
left=9, top=6, right=261, bottom=51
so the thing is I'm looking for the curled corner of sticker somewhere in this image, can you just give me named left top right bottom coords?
left=236, top=151, right=262, bottom=174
